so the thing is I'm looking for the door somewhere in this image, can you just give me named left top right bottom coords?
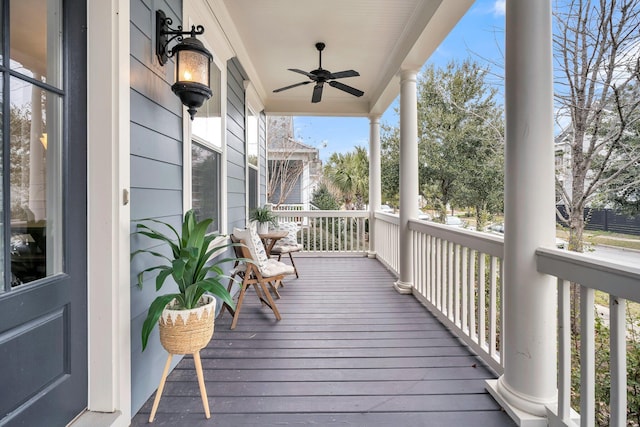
left=0, top=0, right=87, bottom=425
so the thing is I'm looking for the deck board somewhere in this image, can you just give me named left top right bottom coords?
left=131, top=256, right=514, bottom=426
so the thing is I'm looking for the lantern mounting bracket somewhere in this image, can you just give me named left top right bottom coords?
left=156, top=10, right=205, bottom=65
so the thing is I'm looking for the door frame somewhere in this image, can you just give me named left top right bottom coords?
left=80, top=0, right=132, bottom=425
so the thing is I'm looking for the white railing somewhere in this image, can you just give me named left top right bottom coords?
left=374, top=212, right=400, bottom=272
left=409, top=219, right=504, bottom=374
left=272, top=203, right=305, bottom=211
left=373, top=212, right=640, bottom=427
left=537, top=248, right=640, bottom=427
left=273, top=210, right=369, bottom=255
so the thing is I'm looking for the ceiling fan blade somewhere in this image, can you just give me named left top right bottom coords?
left=328, top=80, right=364, bottom=97
left=273, top=81, right=312, bottom=93
left=311, top=82, right=324, bottom=103
left=288, top=68, right=318, bottom=80
left=328, top=70, right=360, bottom=79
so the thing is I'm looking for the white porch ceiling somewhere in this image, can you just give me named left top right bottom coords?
left=217, top=0, right=474, bottom=117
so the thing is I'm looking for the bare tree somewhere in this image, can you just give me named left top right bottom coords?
left=554, top=0, right=640, bottom=251
left=267, top=116, right=306, bottom=207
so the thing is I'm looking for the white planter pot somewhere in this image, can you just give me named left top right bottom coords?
left=258, top=222, right=270, bottom=234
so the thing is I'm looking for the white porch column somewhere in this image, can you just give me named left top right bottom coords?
left=368, top=115, right=381, bottom=259
left=394, top=69, right=419, bottom=294
left=486, top=0, right=557, bottom=424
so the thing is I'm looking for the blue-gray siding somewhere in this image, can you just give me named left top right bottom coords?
left=129, top=0, right=184, bottom=414
left=226, top=57, right=249, bottom=231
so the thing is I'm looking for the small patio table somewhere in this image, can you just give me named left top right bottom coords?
left=258, top=230, right=288, bottom=256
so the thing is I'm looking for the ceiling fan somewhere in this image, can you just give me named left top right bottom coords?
left=273, top=42, right=364, bottom=103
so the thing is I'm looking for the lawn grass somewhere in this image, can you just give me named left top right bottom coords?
left=595, top=291, right=640, bottom=318
left=587, top=236, right=640, bottom=250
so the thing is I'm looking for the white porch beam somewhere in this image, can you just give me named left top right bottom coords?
left=486, top=0, right=557, bottom=424
left=368, top=115, right=381, bottom=259
left=394, top=69, right=419, bottom=294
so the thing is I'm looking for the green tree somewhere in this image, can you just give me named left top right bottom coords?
left=554, top=0, right=640, bottom=252
left=593, top=85, right=640, bottom=216
left=323, top=146, right=369, bottom=209
left=418, top=60, right=504, bottom=229
left=311, top=182, right=340, bottom=210
left=380, top=124, right=400, bottom=206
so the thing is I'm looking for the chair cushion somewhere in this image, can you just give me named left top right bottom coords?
left=275, top=221, right=299, bottom=246
left=230, top=256, right=294, bottom=277
left=261, top=259, right=295, bottom=277
left=232, top=225, right=268, bottom=271
left=271, top=243, right=303, bottom=254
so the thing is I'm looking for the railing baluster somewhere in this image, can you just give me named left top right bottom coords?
left=610, top=295, right=627, bottom=427
left=447, top=241, right=454, bottom=319
left=439, top=239, right=445, bottom=312
left=468, top=249, right=476, bottom=341
left=461, top=246, right=468, bottom=333
left=429, top=237, right=438, bottom=305
left=423, top=233, right=428, bottom=297
left=478, top=252, right=486, bottom=349
left=558, top=279, right=571, bottom=423
left=416, top=231, right=422, bottom=295
left=453, top=243, right=460, bottom=326
left=580, top=285, right=595, bottom=427
left=499, top=258, right=504, bottom=365
left=436, top=238, right=443, bottom=310
left=312, top=217, right=317, bottom=251
left=331, top=217, right=335, bottom=252
left=489, top=256, right=497, bottom=358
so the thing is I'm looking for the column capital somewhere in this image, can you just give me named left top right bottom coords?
left=368, top=114, right=382, bottom=123
left=399, top=68, right=418, bottom=83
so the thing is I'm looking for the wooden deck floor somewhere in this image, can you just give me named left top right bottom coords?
left=131, top=256, right=514, bottom=426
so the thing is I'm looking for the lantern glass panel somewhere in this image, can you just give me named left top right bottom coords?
left=176, top=50, right=209, bottom=86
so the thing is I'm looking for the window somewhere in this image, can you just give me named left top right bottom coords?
left=190, top=62, right=222, bottom=232
left=192, top=142, right=220, bottom=232
left=192, top=62, right=221, bottom=148
left=247, top=109, right=258, bottom=211
left=3, top=0, right=65, bottom=289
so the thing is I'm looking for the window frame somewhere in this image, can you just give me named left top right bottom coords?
left=190, top=138, right=222, bottom=233
left=244, top=82, right=263, bottom=217
left=182, top=34, right=226, bottom=233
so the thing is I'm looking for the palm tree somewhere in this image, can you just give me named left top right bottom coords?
left=323, top=146, right=369, bottom=209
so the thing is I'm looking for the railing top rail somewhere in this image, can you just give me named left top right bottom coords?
left=536, top=247, right=640, bottom=302
left=273, top=210, right=368, bottom=218
left=374, top=212, right=400, bottom=225
left=409, top=219, right=504, bottom=258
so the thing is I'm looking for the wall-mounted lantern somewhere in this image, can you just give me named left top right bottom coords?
left=156, top=10, right=212, bottom=120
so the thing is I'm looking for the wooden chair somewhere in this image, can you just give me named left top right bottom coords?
left=221, top=230, right=294, bottom=329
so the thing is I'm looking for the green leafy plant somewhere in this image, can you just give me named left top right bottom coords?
left=132, top=209, right=237, bottom=350
left=249, top=205, right=278, bottom=227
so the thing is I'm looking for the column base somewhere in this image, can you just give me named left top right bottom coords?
left=486, top=378, right=553, bottom=427
left=367, top=251, right=377, bottom=259
left=393, top=280, right=413, bottom=294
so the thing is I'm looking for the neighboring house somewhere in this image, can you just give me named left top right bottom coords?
left=267, top=116, right=322, bottom=208
left=1, top=2, right=566, bottom=427
left=554, top=129, right=573, bottom=205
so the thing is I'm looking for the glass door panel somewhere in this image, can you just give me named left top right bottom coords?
left=10, top=0, right=63, bottom=88
left=9, top=77, right=63, bottom=287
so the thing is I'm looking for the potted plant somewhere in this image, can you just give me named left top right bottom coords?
left=249, top=205, right=278, bottom=234
left=131, top=209, right=237, bottom=352
left=132, top=210, right=240, bottom=421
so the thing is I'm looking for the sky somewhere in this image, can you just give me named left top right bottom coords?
left=293, top=0, right=506, bottom=162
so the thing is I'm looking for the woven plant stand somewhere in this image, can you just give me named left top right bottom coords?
left=149, top=295, right=216, bottom=423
